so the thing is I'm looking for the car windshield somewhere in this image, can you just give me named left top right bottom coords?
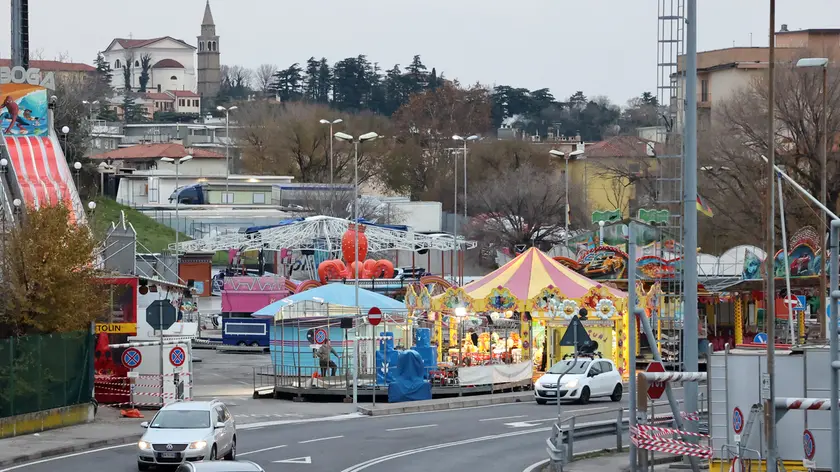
left=150, top=410, right=211, bottom=429
left=547, top=360, right=590, bottom=375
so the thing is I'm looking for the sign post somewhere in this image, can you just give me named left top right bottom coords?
left=368, top=307, right=381, bottom=407
left=646, top=361, right=666, bottom=400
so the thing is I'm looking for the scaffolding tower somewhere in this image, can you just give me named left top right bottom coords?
left=655, top=0, right=686, bottom=369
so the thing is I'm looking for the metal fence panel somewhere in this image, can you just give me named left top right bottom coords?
left=0, top=330, right=94, bottom=418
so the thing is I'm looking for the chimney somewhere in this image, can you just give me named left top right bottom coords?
left=780, top=24, right=789, bottom=32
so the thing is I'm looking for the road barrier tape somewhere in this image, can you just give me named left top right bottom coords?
left=630, top=437, right=713, bottom=459
left=636, top=424, right=709, bottom=439
left=680, top=411, right=701, bottom=421
left=95, top=381, right=162, bottom=388
left=138, top=372, right=192, bottom=378
left=109, top=338, right=194, bottom=348
left=107, top=401, right=168, bottom=408
left=132, top=391, right=180, bottom=398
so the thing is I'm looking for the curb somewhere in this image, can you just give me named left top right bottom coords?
left=357, top=392, right=532, bottom=416
left=0, top=434, right=138, bottom=468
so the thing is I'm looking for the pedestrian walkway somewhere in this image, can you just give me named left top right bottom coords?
left=358, top=391, right=532, bottom=416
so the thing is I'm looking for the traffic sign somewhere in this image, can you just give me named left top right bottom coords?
left=559, top=315, right=592, bottom=348
left=793, top=295, right=807, bottom=313
left=754, top=333, right=768, bottom=344
left=646, top=361, right=666, bottom=400
left=368, top=307, right=382, bottom=326
left=733, top=407, right=744, bottom=434
left=146, top=300, right=177, bottom=331
left=313, top=328, right=328, bottom=344
left=803, top=429, right=815, bottom=460
left=122, top=347, right=142, bottom=369
left=169, top=346, right=186, bottom=367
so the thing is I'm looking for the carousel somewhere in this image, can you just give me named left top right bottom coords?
left=405, top=248, right=635, bottom=379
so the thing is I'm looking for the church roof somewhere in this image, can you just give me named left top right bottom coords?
left=152, top=59, right=185, bottom=69
left=105, top=36, right=196, bottom=52
left=202, top=1, right=215, bottom=26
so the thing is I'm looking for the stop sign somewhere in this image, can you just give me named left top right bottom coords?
left=367, top=307, right=382, bottom=326
left=646, top=361, right=667, bottom=400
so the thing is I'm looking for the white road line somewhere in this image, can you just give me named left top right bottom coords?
left=386, top=424, right=437, bottom=432
left=522, top=458, right=549, bottom=472
left=299, top=435, right=344, bottom=444
left=238, top=444, right=287, bottom=456
left=340, top=427, right=552, bottom=472
left=479, top=415, right=528, bottom=422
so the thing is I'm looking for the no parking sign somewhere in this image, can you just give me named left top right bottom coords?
left=732, top=407, right=744, bottom=434
left=169, top=346, right=186, bottom=367
left=122, top=348, right=142, bottom=369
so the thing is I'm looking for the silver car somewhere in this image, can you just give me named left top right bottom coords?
left=137, top=400, right=237, bottom=471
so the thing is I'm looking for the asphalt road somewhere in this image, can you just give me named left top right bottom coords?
left=4, top=388, right=689, bottom=472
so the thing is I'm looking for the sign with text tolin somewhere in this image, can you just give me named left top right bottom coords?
left=95, top=323, right=138, bottom=335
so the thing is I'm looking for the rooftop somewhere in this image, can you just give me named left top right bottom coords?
left=0, top=59, right=95, bottom=72
left=107, top=36, right=196, bottom=51
left=152, top=59, right=184, bottom=69
left=90, top=143, right=224, bottom=160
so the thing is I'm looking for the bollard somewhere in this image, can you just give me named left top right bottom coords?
left=616, top=408, right=624, bottom=451
left=566, top=416, right=576, bottom=463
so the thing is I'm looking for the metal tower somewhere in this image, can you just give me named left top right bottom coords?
left=655, top=0, right=686, bottom=369
left=10, top=0, right=30, bottom=69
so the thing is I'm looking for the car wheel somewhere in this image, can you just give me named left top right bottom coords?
left=225, top=437, right=236, bottom=460
left=250, top=342, right=259, bottom=347
left=237, top=341, right=246, bottom=347
left=209, top=445, right=217, bottom=461
left=610, top=384, right=623, bottom=402
left=536, top=398, right=547, bottom=405
left=578, top=386, right=591, bottom=405
left=137, top=461, right=150, bottom=471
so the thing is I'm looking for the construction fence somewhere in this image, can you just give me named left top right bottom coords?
left=0, top=330, right=94, bottom=418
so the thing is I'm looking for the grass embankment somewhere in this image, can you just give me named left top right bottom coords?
left=91, top=198, right=191, bottom=253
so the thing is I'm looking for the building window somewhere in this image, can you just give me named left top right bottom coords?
left=114, top=59, right=121, bottom=69
left=193, top=99, right=198, bottom=107
left=700, top=79, right=709, bottom=102
left=221, top=192, right=234, bottom=204
left=253, top=193, right=265, bottom=204
left=171, top=75, right=178, bottom=80
left=199, top=42, right=204, bottom=52
left=179, top=99, right=185, bottom=106
left=134, top=60, right=140, bottom=67
left=157, top=84, right=161, bottom=92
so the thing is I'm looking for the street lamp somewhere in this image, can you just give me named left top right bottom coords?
left=216, top=105, right=238, bottom=195
left=61, top=126, right=70, bottom=158
left=320, top=118, right=343, bottom=214
left=333, top=130, right=378, bottom=407
left=160, top=155, right=193, bottom=249
left=73, top=161, right=82, bottom=192
left=452, top=134, right=478, bottom=284
left=550, top=149, right=585, bottom=249
left=82, top=100, right=99, bottom=119
left=796, top=56, right=830, bottom=341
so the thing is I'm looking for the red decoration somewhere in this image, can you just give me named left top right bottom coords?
left=317, top=258, right=396, bottom=283
left=342, top=224, right=368, bottom=263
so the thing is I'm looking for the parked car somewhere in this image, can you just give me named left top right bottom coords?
left=176, top=461, right=265, bottom=472
left=137, top=400, right=237, bottom=470
left=534, top=358, right=623, bottom=404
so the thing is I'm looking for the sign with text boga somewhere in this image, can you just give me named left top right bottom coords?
left=0, top=67, right=56, bottom=137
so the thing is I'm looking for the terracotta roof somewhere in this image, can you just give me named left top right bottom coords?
left=107, top=36, right=196, bottom=51
left=89, top=143, right=223, bottom=160
left=171, top=90, right=200, bottom=98
left=146, top=92, right=174, bottom=101
left=583, top=135, right=662, bottom=158
left=152, top=59, right=184, bottom=69
left=0, top=59, right=95, bottom=72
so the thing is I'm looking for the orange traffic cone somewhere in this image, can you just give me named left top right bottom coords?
left=121, top=408, right=144, bottom=418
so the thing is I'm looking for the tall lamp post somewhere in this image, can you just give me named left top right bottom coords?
left=82, top=100, right=99, bottom=119
left=452, top=134, right=478, bottom=284
left=73, top=162, right=82, bottom=193
left=333, top=130, right=378, bottom=407
left=795, top=57, right=829, bottom=341
left=216, top=106, right=238, bottom=195
left=161, top=155, right=193, bottom=249
left=320, top=118, right=343, bottom=214
left=550, top=149, right=585, bottom=249
left=61, top=126, right=70, bottom=160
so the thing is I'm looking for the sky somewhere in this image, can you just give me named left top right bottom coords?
left=0, top=0, right=835, bottom=106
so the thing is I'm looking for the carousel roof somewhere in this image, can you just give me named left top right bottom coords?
left=431, top=247, right=626, bottom=312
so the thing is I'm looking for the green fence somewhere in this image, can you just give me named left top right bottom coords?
left=0, top=331, right=94, bottom=418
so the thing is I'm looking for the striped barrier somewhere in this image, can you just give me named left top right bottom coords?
left=774, top=397, right=837, bottom=410
left=680, top=411, right=701, bottom=421
left=95, top=381, right=162, bottom=388
left=109, top=338, right=193, bottom=348
left=630, top=425, right=713, bottom=459
left=636, top=424, right=709, bottom=439
left=642, top=372, right=707, bottom=383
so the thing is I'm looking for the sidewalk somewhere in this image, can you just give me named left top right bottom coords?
left=0, top=406, right=143, bottom=467
left=357, top=391, right=532, bottom=416
left=536, top=453, right=682, bottom=472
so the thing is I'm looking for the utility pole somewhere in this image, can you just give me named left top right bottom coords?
left=11, top=0, right=29, bottom=69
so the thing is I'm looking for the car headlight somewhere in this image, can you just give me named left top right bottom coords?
left=189, top=440, right=208, bottom=450
left=564, top=379, right=579, bottom=389
left=138, top=441, right=152, bottom=450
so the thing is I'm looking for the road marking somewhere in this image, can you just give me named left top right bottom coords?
left=340, top=427, right=552, bottom=472
left=523, top=458, right=549, bottom=472
left=479, top=415, right=528, bottom=422
left=386, top=424, right=437, bottom=432
left=299, top=435, right=344, bottom=444
left=238, top=444, right=287, bottom=456
left=274, top=456, right=312, bottom=464
left=0, top=444, right=133, bottom=472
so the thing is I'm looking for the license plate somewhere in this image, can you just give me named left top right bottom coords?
left=544, top=391, right=556, bottom=396
left=160, top=452, right=177, bottom=459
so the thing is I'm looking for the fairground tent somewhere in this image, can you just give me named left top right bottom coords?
left=252, top=282, right=405, bottom=320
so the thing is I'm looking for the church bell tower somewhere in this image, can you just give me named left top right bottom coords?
left=196, top=1, right=220, bottom=100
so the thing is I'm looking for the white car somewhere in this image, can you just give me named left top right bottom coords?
left=534, top=358, right=623, bottom=404
left=137, top=400, right=237, bottom=470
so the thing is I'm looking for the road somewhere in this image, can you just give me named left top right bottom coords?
left=4, top=388, right=688, bottom=472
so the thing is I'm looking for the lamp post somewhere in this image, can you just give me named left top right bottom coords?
left=160, top=155, right=193, bottom=249
left=82, top=100, right=99, bottom=119
left=795, top=57, right=830, bottom=341
left=333, top=130, right=378, bottom=407
left=61, top=126, right=70, bottom=160
left=73, top=161, right=82, bottom=193
left=452, top=135, right=478, bottom=284
left=550, top=149, right=585, bottom=249
left=320, top=118, right=343, bottom=215
left=216, top=106, right=238, bottom=195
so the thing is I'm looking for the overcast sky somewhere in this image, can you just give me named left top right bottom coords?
left=0, top=0, right=835, bottom=105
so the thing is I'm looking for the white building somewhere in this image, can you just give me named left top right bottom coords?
left=103, top=36, right=198, bottom=93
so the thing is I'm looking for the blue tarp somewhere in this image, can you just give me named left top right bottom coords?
left=388, top=350, right=432, bottom=403
left=251, top=283, right=404, bottom=317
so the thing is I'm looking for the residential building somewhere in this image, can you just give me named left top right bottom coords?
left=89, top=143, right=226, bottom=175
left=171, top=90, right=201, bottom=114
left=0, top=59, right=95, bottom=84
left=677, top=25, right=840, bottom=130
left=197, top=1, right=221, bottom=100
left=85, top=119, right=236, bottom=158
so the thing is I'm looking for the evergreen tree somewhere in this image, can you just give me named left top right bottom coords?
left=428, top=67, right=439, bottom=89
left=271, top=63, right=304, bottom=102
left=406, top=55, right=428, bottom=93
left=304, top=57, right=319, bottom=102
left=94, top=52, right=113, bottom=91
left=121, top=94, right=146, bottom=123
left=316, top=58, right=332, bottom=103
left=97, top=104, right=119, bottom=122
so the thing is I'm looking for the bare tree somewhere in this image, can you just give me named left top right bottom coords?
left=228, top=65, right=253, bottom=90
left=255, top=64, right=276, bottom=94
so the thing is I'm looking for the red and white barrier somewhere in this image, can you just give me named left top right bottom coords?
left=630, top=424, right=713, bottom=460
left=109, top=338, right=193, bottom=349
left=774, top=397, right=836, bottom=410
left=642, top=372, right=707, bottom=383
left=680, top=411, right=701, bottom=421
left=636, top=424, right=708, bottom=439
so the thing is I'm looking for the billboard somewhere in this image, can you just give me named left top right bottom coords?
left=0, top=67, right=55, bottom=137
